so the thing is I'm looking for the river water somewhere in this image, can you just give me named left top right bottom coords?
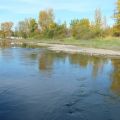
left=0, top=47, right=120, bottom=120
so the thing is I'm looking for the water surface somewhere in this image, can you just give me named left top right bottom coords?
left=0, top=47, right=120, bottom=120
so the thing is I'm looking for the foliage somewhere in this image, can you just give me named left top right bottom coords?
left=92, top=9, right=105, bottom=38
left=0, top=22, right=13, bottom=38
left=15, top=18, right=38, bottom=38
left=39, top=9, right=54, bottom=31
left=41, top=22, right=68, bottom=39
left=70, top=19, right=94, bottom=39
left=3, top=3, right=120, bottom=40
left=113, top=0, right=120, bottom=36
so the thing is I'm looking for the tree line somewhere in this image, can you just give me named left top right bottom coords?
left=0, top=0, right=120, bottom=40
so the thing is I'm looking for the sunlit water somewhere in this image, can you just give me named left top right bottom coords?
left=0, top=47, right=120, bottom=120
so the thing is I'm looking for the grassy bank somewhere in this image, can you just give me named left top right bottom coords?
left=23, top=37, right=120, bottom=50
left=0, top=37, right=120, bottom=51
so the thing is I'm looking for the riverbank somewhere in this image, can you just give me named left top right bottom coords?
left=48, top=44, right=120, bottom=57
left=1, top=38, right=120, bottom=58
left=26, top=37, right=120, bottom=50
left=21, top=41, right=120, bottom=58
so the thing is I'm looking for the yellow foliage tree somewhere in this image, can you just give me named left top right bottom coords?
left=39, top=9, right=54, bottom=31
left=113, top=0, right=120, bottom=36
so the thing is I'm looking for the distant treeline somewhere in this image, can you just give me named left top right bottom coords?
left=0, top=0, right=120, bottom=40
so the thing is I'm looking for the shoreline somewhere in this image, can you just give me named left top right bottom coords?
left=20, top=42, right=120, bottom=58
left=0, top=39, right=119, bottom=58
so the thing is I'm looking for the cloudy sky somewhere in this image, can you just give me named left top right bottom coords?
left=0, top=0, right=116, bottom=25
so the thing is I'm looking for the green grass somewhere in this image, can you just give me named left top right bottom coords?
left=16, top=37, right=120, bottom=50
left=1, top=37, right=120, bottom=50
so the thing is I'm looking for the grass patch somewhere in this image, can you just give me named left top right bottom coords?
left=1, top=37, right=120, bottom=50
left=12, top=37, right=120, bottom=50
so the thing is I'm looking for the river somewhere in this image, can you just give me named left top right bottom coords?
left=0, top=47, right=120, bottom=120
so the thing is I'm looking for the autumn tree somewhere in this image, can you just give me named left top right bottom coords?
left=39, top=9, right=54, bottom=31
left=0, top=22, right=13, bottom=38
left=113, top=0, right=120, bottom=36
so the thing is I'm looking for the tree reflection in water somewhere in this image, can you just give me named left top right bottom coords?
left=38, top=51, right=120, bottom=96
left=38, top=51, right=66, bottom=71
left=111, top=59, right=120, bottom=95
left=39, top=52, right=108, bottom=78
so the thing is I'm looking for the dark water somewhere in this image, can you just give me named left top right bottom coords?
left=0, top=47, right=120, bottom=120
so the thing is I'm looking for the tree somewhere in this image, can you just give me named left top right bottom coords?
left=40, top=22, right=68, bottom=39
left=102, top=16, right=108, bottom=30
left=39, top=9, right=54, bottom=31
left=16, top=19, right=30, bottom=38
left=29, top=18, right=38, bottom=37
left=93, top=8, right=104, bottom=37
left=15, top=18, right=38, bottom=38
left=38, top=9, right=68, bottom=39
left=0, top=22, right=13, bottom=38
left=70, top=19, right=92, bottom=39
left=113, top=0, right=120, bottom=36
left=54, top=22, right=68, bottom=39
left=94, top=9, right=102, bottom=29
left=29, top=18, right=38, bottom=33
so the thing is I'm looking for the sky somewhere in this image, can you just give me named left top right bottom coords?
left=0, top=0, right=116, bottom=26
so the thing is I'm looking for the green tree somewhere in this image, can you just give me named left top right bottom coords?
left=70, top=18, right=92, bottom=39
left=29, top=18, right=38, bottom=37
left=54, top=22, right=68, bottom=39
left=41, top=22, right=68, bottom=39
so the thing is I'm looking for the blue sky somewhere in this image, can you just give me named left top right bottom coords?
left=0, top=0, right=116, bottom=26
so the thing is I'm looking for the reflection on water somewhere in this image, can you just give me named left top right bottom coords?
left=111, top=59, right=120, bottom=95
left=0, top=47, right=120, bottom=120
